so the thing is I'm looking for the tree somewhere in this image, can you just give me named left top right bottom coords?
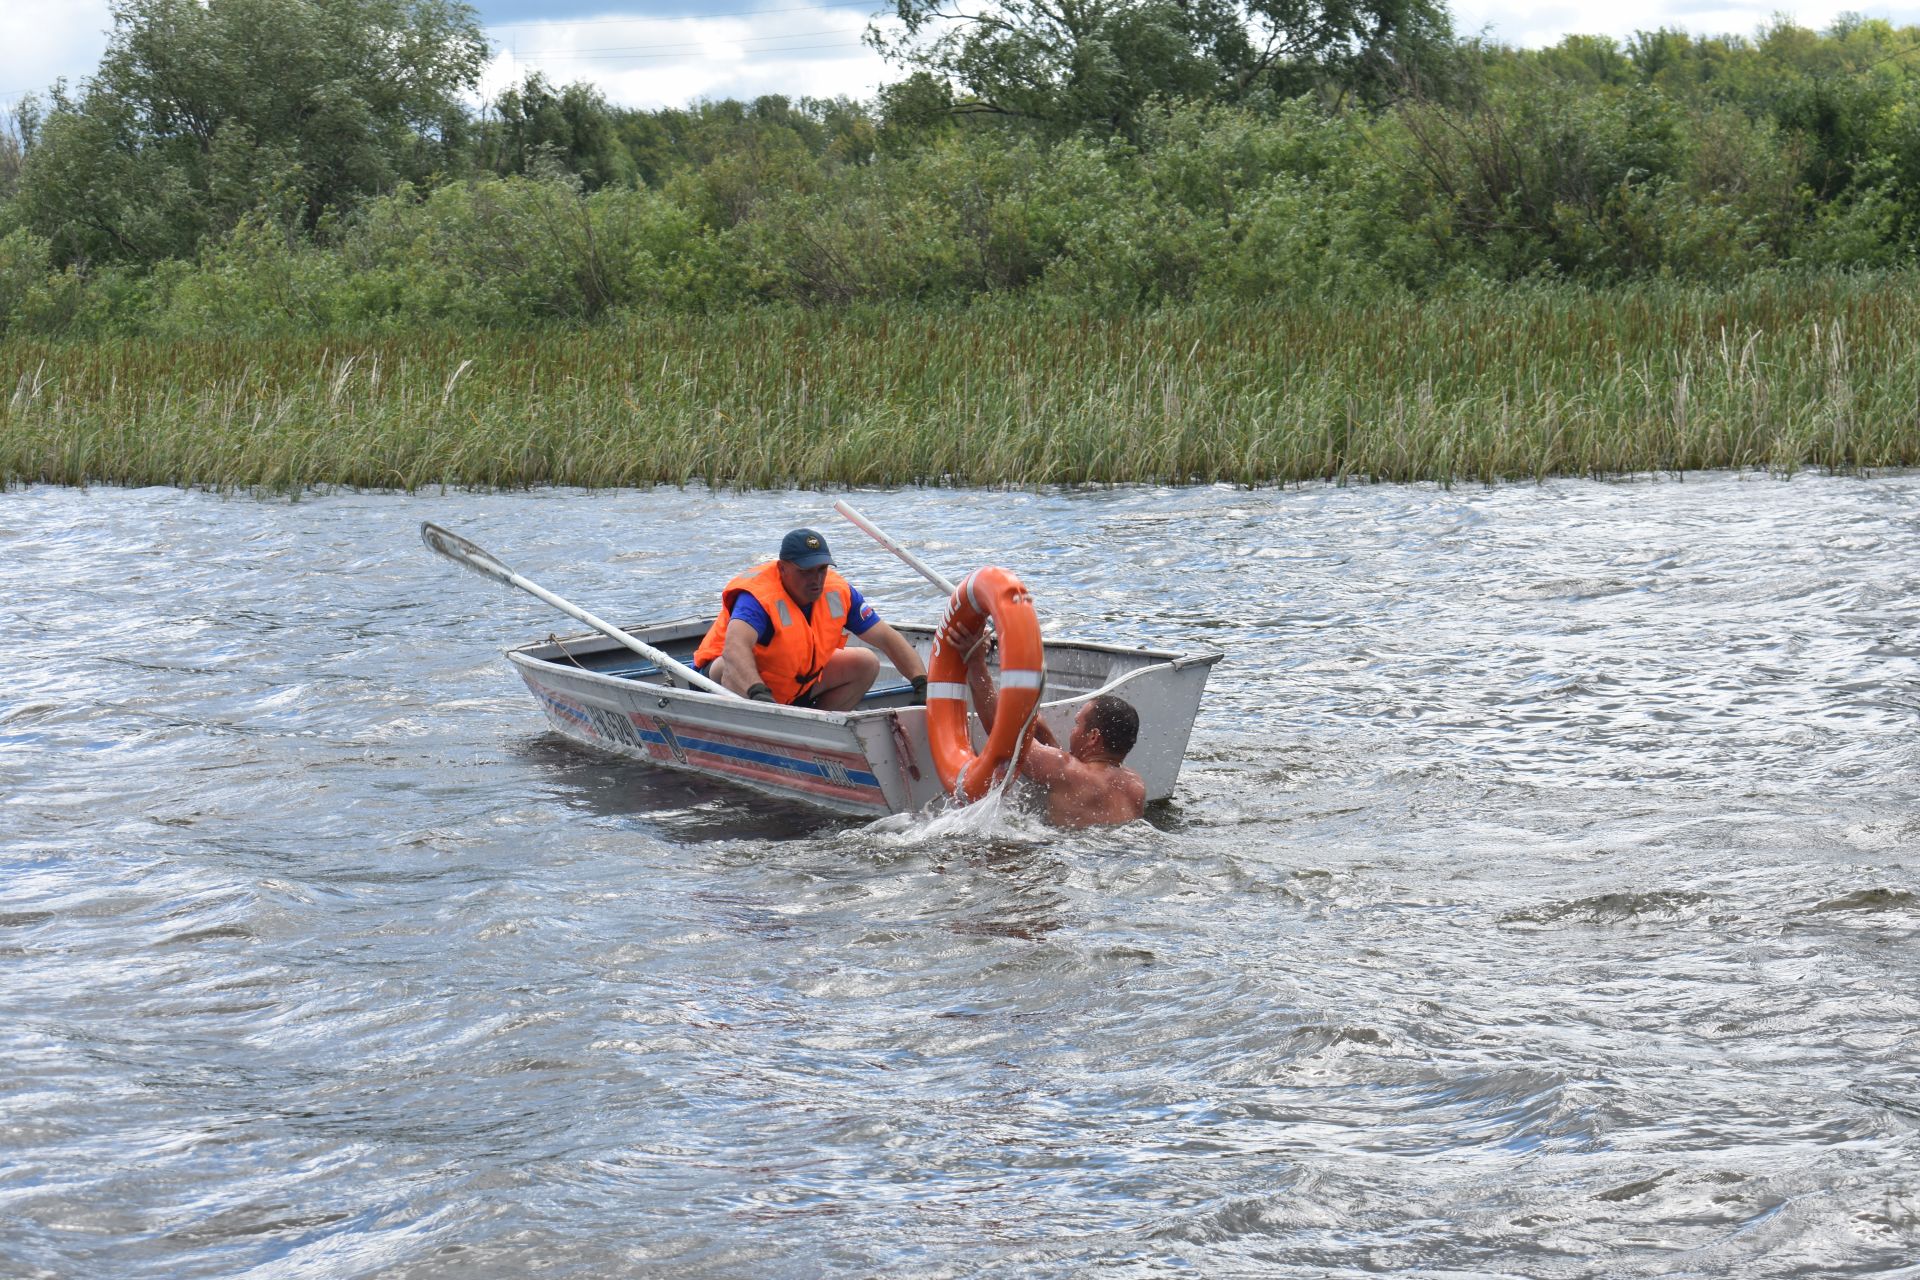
left=482, top=72, right=633, bottom=190
left=0, top=96, right=38, bottom=207
left=14, top=0, right=486, bottom=265
left=870, top=0, right=1451, bottom=136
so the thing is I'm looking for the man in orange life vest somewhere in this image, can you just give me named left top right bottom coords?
left=692, top=528, right=929, bottom=711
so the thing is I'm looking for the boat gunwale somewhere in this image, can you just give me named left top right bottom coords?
left=504, top=622, right=1222, bottom=723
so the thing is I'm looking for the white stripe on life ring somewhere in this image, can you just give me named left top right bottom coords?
left=926, top=682, right=970, bottom=701
left=997, top=670, right=1045, bottom=689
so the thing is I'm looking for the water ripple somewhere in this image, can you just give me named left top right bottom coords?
left=2, top=474, right=1917, bottom=1276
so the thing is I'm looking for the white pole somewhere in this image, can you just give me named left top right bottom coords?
left=833, top=499, right=956, bottom=596
left=833, top=501, right=1009, bottom=663
left=422, top=523, right=737, bottom=698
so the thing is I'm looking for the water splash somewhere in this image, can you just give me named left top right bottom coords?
left=860, top=773, right=1052, bottom=846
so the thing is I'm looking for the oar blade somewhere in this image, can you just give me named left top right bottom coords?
left=421, top=521, right=514, bottom=586
left=421, top=521, right=740, bottom=700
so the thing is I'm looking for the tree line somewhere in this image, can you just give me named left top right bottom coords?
left=5, top=0, right=1920, bottom=335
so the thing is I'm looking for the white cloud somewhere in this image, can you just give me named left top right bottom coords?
left=0, top=0, right=111, bottom=110
left=482, top=7, right=893, bottom=109
left=1453, top=0, right=1920, bottom=46
left=15, top=0, right=1920, bottom=120
left=490, top=1, right=1920, bottom=108
left=0, top=2, right=892, bottom=116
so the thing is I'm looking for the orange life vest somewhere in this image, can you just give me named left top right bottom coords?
left=692, top=561, right=853, bottom=704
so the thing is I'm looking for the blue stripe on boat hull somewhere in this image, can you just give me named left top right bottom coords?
left=528, top=683, right=883, bottom=794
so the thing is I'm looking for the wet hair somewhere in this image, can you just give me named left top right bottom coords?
left=1084, top=695, right=1139, bottom=759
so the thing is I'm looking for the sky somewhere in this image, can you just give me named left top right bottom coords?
left=5, top=0, right=1920, bottom=118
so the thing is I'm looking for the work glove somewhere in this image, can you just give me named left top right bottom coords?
left=747, top=683, right=776, bottom=703
left=910, top=674, right=928, bottom=705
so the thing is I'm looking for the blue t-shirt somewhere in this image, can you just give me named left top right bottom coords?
left=731, top=586, right=879, bottom=645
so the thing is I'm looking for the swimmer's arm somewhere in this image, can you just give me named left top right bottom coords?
left=961, top=630, right=1058, bottom=749
left=963, top=639, right=997, bottom=731
left=1018, top=740, right=1070, bottom=785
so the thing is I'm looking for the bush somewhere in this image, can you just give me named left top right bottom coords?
left=0, top=228, right=52, bottom=334
left=344, top=175, right=748, bottom=322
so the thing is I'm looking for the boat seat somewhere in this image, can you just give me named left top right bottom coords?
left=603, top=659, right=916, bottom=706
left=863, top=678, right=917, bottom=703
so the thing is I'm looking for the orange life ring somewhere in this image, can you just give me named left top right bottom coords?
left=925, top=567, right=1046, bottom=802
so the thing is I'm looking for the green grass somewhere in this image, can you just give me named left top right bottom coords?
left=6, top=274, right=1920, bottom=491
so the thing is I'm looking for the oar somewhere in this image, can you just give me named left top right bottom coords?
left=421, top=522, right=737, bottom=699
left=833, top=499, right=955, bottom=596
left=834, top=500, right=1003, bottom=661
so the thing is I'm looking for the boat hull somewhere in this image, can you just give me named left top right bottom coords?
left=507, top=621, right=1219, bottom=817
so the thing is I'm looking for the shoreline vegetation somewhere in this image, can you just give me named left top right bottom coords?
left=11, top=5, right=1920, bottom=492
left=5, top=275, right=1917, bottom=493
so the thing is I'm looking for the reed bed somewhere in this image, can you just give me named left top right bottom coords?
left=5, top=275, right=1919, bottom=492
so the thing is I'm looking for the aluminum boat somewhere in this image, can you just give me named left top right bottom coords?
left=508, top=620, right=1221, bottom=816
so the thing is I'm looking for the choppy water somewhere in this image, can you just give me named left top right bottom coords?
left=3, top=474, right=1917, bottom=1279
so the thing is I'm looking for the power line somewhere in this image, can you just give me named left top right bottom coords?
left=487, top=2, right=883, bottom=30
left=512, top=26, right=863, bottom=55
left=503, top=38, right=870, bottom=63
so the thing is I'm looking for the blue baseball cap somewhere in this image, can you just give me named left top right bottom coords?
left=779, top=528, right=833, bottom=568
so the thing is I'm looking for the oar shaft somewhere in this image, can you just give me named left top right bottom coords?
left=834, top=501, right=1006, bottom=663
left=422, top=522, right=735, bottom=699
left=833, top=499, right=955, bottom=596
left=509, top=570, right=734, bottom=698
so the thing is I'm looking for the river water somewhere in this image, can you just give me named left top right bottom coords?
left=3, top=474, right=1917, bottom=1279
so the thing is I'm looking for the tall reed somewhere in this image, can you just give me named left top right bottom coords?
left=5, top=275, right=1919, bottom=492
